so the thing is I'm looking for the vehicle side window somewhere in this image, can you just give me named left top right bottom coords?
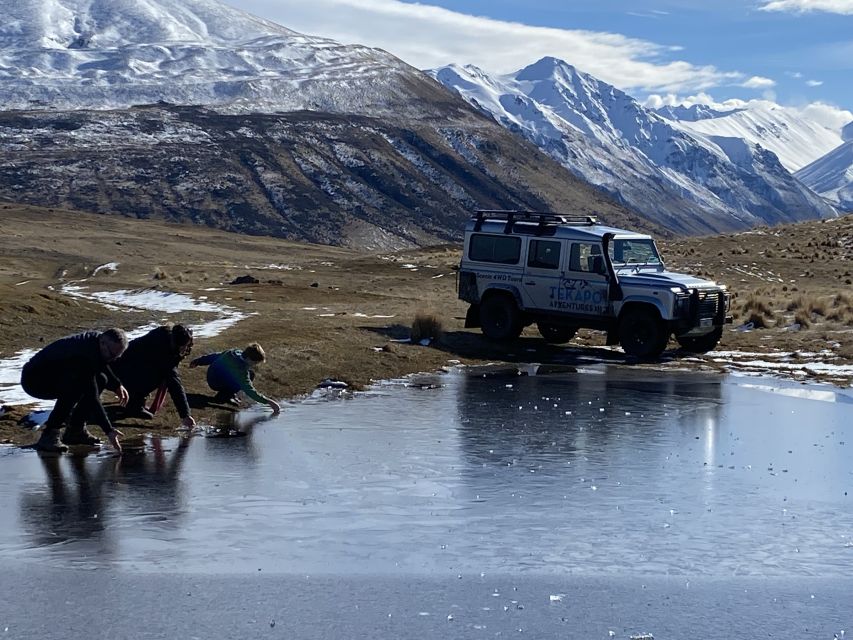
left=468, top=234, right=522, bottom=264
left=527, top=240, right=561, bottom=270
left=569, top=242, right=606, bottom=274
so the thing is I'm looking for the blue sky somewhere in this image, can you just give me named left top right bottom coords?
left=236, top=0, right=853, bottom=119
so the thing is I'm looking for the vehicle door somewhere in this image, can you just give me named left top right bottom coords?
left=551, top=242, right=611, bottom=317
left=521, top=238, right=565, bottom=310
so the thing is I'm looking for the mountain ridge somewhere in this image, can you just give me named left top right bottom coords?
left=433, top=58, right=837, bottom=233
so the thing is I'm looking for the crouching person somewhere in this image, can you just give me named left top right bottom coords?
left=21, top=328, right=130, bottom=453
left=190, top=343, right=280, bottom=414
left=112, top=324, right=197, bottom=429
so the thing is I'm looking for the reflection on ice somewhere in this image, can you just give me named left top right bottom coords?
left=0, top=367, right=851, bottom=579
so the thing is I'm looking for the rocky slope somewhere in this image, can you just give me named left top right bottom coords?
left=0, top=105, right=649, bottom=249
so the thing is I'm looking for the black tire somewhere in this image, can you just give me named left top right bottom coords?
left=619, top=307, right=669, bottom=359
left=480, top=295, right=523, bottom=341
left=677, top=327, right=722, bottom=354
left=537, top=323, right=577, bottom=344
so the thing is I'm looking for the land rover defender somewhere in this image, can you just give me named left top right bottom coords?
left=457, top=210, right=732, bottom=359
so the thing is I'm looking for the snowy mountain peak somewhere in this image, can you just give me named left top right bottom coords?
left=0, top=0, right=438, bottom=115
left=515, top=56, right=579, bottom=82
left=1, top=0, right=295, bottom=50
left=843, top=121, right=853, bottom=142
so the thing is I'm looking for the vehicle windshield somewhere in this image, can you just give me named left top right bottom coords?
left=607, top=238, right=662, bottom=267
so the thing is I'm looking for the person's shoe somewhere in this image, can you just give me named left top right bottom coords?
left=34, top=428, right=68, bottom=453
left=126, top=406, right=154, bottom=420
left=214, top=391, right=240, bottom=406
left=61, top=427, right=102, bottom=447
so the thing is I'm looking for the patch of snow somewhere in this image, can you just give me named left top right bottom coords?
left=0, top=348, right=45, bottom=408
left=92, top=262, right=119, bottom=275
left=738, top=383, right=853, bottom=404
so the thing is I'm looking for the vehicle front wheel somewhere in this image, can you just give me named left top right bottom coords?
left=619, top=307, right=669, bottom=359
left=537, top=323, right=577, bottom=344
left=480, top=295, right=523, bottom=341
left=676, top=327, right=722, bottom=354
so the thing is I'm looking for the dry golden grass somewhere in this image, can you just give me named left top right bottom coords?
left=2, top=203, right=853, bottom=445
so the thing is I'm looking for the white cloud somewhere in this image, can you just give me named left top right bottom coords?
left=742, top=76, right=776, bottom=88
left=759, top=0, right=853, bottom=14
left=798, top=101, right=853, bottom=129
left=806, top=79, right=824, bottom=86
left=228, top=0, right=747, bottom=93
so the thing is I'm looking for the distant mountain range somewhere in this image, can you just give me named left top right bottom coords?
left=795, top=121, right=853, bottom=211
left=655, top=100, right=844, bottom=173
left=657, top=100, right=852, bottom=212
left=433, top=58, right=840, bottom=233
left=0, top=0, right=847, bottom=245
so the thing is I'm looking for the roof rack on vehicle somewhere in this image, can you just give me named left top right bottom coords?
left=472, top=209, right=598, bottom=234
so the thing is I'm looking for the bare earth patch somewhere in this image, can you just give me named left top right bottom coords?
left=1, top=203, right=851, bottom=446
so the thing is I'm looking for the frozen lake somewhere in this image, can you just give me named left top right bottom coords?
left=1, top=365, right=851, bottom=638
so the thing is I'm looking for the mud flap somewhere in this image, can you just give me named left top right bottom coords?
left=465, top=304, right=481, bottom=328
left=605, top=329, right=619, bottom=346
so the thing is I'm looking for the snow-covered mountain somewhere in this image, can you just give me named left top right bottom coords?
left=433, top=58, right=836, bottom=234
left=795, top=121, right=853, bottom=211
left=0, top=0, right=649, bottom=247
left=0, top=0, right=444, bottom=117
left=657, top=101, right=845, bottom=173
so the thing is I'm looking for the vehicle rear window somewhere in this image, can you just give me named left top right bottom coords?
left=468, top=234, right=521, bottom=264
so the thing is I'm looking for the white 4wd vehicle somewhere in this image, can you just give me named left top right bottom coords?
left=458, top=210, right=732, bottom=359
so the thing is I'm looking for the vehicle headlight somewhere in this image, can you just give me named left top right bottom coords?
left=675, top=292, right=691, bottom=316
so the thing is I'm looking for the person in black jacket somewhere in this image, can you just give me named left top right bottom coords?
left=112, top=324, right=196, bottom=428
left=21, top=328, right=130, bottom=453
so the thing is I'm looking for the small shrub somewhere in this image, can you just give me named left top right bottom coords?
left=410, top=312, right=444, bottom=344
left=741, top=296, right=774, bottom=317
left=833, top=293, right=852, bottom=308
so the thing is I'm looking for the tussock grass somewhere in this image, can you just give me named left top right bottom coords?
left=410, top=312, right=444, bottom=344
left=739, top=296, right=774, bottom=318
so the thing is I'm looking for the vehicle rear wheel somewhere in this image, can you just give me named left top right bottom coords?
left=619, top=307, right=669, bottom=359
left=537, top=323, right=577, bottom=344
left=480, top=295, right=523, bottom=341
left=677, top=327, right=722, bottom=354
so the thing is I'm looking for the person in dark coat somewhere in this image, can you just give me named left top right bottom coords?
left=21, top=328, right=130, bottom=453
left=111, top=324, right=196, bottom=429
left=189, top=342, right=280, bottom=414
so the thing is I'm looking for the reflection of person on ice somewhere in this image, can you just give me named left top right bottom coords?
left=112, top=324, right=196, bottom=429
left=21, top=329, right=130, bottom=453
left=190, top=343, right=280, bottom=414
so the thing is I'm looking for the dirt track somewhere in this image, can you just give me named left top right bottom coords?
left=2, top=203, right=852, bottom=446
